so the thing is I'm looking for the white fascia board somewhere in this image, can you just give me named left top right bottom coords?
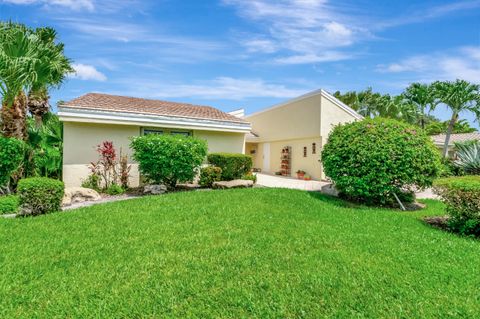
left=58, top=107, right=251, bottom=133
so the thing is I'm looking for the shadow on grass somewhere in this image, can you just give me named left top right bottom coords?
left=306, top=191, right=365, bottom=209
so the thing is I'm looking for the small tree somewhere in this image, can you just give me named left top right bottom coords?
left=0, top=136, right=24, bottom=193
left=322, top=118, right=441, bottom=205
left=130, top=134, right=207, bottom=189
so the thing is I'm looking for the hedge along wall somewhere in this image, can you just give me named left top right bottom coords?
left=434, top=176, right=480, bottom=236
left=207, top=153, right=252, bottom=181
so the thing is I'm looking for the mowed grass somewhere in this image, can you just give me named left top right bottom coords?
left=1, top=188, right=479, bottom=318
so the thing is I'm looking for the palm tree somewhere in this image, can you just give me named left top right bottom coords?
left=0, top=22, right=38, bottom=139
left=27, top=27, right=73, bottom=126
left=433, top=79, right=480, bottom=158
left=402, top=83, right=437, bottom=129
left=0, top=22, right=72, bottom=139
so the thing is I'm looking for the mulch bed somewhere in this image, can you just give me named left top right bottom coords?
left=423, top=216, right=449, bottom=231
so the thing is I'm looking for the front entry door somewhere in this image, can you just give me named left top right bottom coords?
left=263, top=143, right=270, bottom=173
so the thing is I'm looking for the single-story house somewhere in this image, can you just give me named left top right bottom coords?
left=58, top=93, right=251, bottom=187
left=244, top=89, right=363, bottom=180
left=431, top=132, right=480, bottom=157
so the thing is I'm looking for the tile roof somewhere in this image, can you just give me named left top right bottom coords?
left=431, top=132, right=480, bottom=145
left=61, top=93, right=248, bottom=124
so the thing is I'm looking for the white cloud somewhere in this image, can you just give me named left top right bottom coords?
left=377, top=47, right=480, bottom=83
left=70, top=64, right=107, bottom=81
left=113, top=77, right=311, bottom=100
left=223, top=0, right=367, bottom=64
left=2, top=0, right=94, bottom=10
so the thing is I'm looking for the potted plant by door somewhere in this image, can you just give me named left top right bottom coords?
left=304, top=174, right=312, bottom=181
left=296, top=170, right=305, bottom=179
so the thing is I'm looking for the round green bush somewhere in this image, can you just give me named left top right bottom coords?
left=207, top=153, right=252, bottom=181
left=199, top=166, right=222, bottom=188
left=0, top=195, right=19, bottom=214
left=322, top=118, right=441, bottom=205
left=0, top=137, right=25, bottom=186
left=131, top=134, right=208, bottom=189
left=17, top=177, right=64, bottom=216
left=434, top=176, right=480, bottom=236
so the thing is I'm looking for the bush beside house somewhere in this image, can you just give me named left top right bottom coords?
left=0, top=137, right=25, bottom=187
left=322, top=118, right=442, bottom=205
left=207, top=153, right=252, bottom=181
left=0, top=195, right=19, bottom=214
left=199, top=166, right=222, bottom=188
left=434, top=176, right=480, bottom=236
left=131, top=134, right=207, bottom=189
left=17, top=177, right=64, bottom=216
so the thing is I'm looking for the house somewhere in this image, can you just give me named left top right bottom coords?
left=431, top=132, right=480, bottom=157
left=58, top=93, right=251, bottom=187
left=244, top=89, right=363, bottom=180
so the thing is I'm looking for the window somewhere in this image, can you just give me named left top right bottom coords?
left=144, top=129, right=163, bottom=135
left=303, top=146, right=307, bottom=157
left=171, top=131, right=191, bottom=137
left=312, top=143, right=316, bottom=154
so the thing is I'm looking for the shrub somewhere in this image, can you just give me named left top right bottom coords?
left=207, top=153, right=252, bottom=180
left=0, top=137, right=24, bottom=187
left=131, top=134, right=208, bottom=188
left=241, top=172, right=257, bottom=183
left=81, top=173, right=101, bottom=191
left=17, top=177, right=64, bottom=216
left=199, top=166, right=222, bottom=188
left=433, top=176, right=480, bottom=236
left=106, top=183, right=125, bottom=195
left=0, top=195, right=19, bottom=214
left=453, top=141, right=480, bottom=175
left=322, top=118, right=442, bottom=205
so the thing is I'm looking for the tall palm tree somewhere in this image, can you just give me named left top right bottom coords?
left=402, top=83, right=437, bottom=129
left=433, top=79, right=480, bottom=158
left=0, top=22, right=72, bottom=139
left=27, top=27, right=73, bottom=126
left=0, top=22, right=38, bottom=139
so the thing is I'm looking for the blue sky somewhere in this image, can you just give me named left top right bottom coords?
left=1, top=0, right=479, bottom=125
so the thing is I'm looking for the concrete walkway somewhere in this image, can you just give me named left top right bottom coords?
left=255, top=173, right=439, bottom=199
left=256, top=173, right=329, bottom=191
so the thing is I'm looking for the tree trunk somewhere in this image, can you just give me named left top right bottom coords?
left=28, top=89, right=50, bottom=127
left=442, top=113, right=458, bottom=158
left=1, top=91, right=28, bottom=140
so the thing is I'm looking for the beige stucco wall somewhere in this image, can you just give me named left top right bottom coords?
left=63, top=122, right=246, bottom=187
left=245, top=92, right=359, bottom=180
left=246, top=94, right=321, bottom=142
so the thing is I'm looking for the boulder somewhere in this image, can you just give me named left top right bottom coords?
left=143, top=184, right=167, bottom=195
left=321, top=183, right=339, bottom=197
left=212, top=180, right=254, bottom=189
left=62, top=187, right=102, bottom=206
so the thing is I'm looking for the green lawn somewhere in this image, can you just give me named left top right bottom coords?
left=1, top=188, right=479, bottom=318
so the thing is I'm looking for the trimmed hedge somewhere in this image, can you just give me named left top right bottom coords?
left=199, top=166, right=222, bottom=188
left=0, top=137, right=24, bottom=186
left=207, top=153, right=252, bottom=181
left=433, top=176, right=480, bottom=236
left=131, top=134, right=208, bottom=188
left=0, top=195, right=19, bottom=214
left=322, top=118, right=441, bottom=205
left=17, top=177, right=64, bottom=216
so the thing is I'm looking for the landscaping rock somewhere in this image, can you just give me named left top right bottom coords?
left=213, top=180, right=253, bottom=189
left=321, top=183, right=339, bottom=197
left=143, top=184, right=167, bottom=195
left=62, top=187, right=102, bottom=206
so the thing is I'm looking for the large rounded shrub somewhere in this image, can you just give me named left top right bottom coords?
left=322, top=118, right=441, bottom=205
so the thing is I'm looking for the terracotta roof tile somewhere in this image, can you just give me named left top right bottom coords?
left=431, top=132, right=480, bottom=145
left=61, top=93, right=248, bottom=124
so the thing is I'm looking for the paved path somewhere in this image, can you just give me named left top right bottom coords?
left=255, top=173, right=439, bottom=199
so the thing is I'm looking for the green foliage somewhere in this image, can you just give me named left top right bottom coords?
left=207, top=153, right=252, bottom=181
left=434, top=176, right=480, bottom=236
left=199, top=166, right=222, bottom=188
left=105, top=184, right=125, bottom=196
left=17, top=177, right=64, bottom=216
left=81, top=173, right=101, bottom=191
left=439, top=158, right=465, bottom=177
left=241, top=172, right=257, bottom=183
left=0, top=195, right=18, bottom=214
left=453, top=141, right=480, bottom=175
left=131, top=134, right=208, bottom=188
left=425, top=119, right=477, bottom=135
left=0, top=189, right=479, bottom=318
left=322, top=118, right=442, bottom=205
left=0, top=136, right=24, bottom=187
